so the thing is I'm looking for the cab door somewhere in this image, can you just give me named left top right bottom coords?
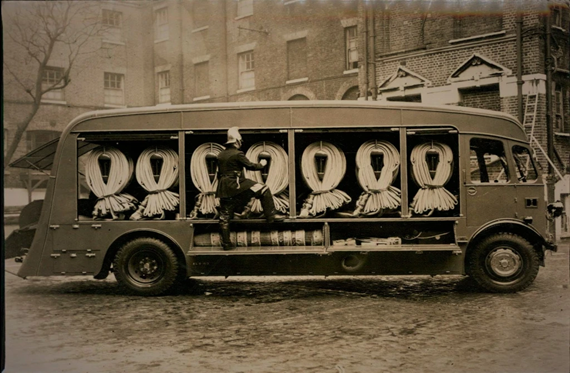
left=465, top=136, right=517, bottom=228
left=511, top=143, right=546, bottom=231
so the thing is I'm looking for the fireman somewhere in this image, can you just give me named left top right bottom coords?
left=216, top=127, right=285, bottom=250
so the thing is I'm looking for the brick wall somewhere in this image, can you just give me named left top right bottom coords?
left=459, top=86, right=501, bottom=112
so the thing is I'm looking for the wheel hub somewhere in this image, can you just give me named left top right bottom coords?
left=138, top=257, right=158, bottom=275
left=488, top=248, right=521, bottom=277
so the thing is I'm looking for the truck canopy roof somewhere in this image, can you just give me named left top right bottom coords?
left=10, top=101, right=526, bottom=170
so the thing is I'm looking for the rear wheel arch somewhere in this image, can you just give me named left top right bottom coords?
left=95, top=230, right=187, bottom=280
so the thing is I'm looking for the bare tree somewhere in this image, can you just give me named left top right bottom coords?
left=3, top=1, right=107, bottom=168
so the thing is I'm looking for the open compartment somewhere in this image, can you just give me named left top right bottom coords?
left=294, top=128, right=401, bottom=219
left=77, top=132, right=180, bottom=221
left=406, top=129, right=460, bottom=217
left=185, top=129, right=289, bottom=219
left=328, top=220, right=457, bottom=248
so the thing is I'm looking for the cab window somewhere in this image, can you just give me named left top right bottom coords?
left=469, top=138, right=509, bottom=183
left=512, top=145, right=538, bottom=183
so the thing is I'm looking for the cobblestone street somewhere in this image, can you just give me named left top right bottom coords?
left=4, top=245, right=569, bottom=373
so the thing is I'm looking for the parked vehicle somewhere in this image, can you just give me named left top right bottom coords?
left=10, top=101, right=563, bottom=295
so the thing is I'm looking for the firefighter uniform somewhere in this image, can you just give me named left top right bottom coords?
left=216, top=127, right=284, bottom=250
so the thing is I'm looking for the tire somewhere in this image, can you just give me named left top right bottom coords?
left=113, top=237, right=184, bottom=296
left=467, top=233, right=539, bottom=293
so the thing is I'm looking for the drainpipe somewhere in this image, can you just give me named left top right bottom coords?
left=364, top=1, right=369, bottom=100
left=179, top=0, right=185, bottom=104
left=545, top=10, right=554, bottom=175
left=222, top=0, right=229, bottom=101
left=370, top=2, right=377, bottom=100
left=516, top=12, right=523, bottom=123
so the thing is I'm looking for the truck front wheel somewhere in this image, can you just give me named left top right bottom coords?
left=467, top=233, right=539, bottom=293
left=113, top=237, right=183, bottom=296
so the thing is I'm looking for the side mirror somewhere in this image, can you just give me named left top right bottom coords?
left=547, top=200, right=564, bottom=218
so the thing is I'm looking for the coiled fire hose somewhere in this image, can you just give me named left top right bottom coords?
left=299, top=141, right=351, bottom=218
left=85, top=146, right=137, bottom=219
left=189, top=142, right=225, bottom=218
left=130, top=146, right=179, bottom=220
left=244, top=141, right=289, bottom=214
left=353, top=140, right=401, bottom=216
left=410, top=141, right=457, bottom=214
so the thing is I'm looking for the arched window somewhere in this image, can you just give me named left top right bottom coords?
left=342, top=86, right=359, bottom=100
left=289, top=94, right=309, bottom=101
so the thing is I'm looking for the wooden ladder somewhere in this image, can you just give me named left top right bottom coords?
left=523, top=88, right=563, bottom=179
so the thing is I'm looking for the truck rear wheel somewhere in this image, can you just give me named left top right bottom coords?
left=113, top=237, right=183, bottom=296
left=467, top=233, right=539, bottom=293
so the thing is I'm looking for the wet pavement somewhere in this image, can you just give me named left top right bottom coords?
left=4, top=244, right=569, bottom=373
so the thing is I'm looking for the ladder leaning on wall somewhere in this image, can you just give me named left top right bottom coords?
left=523, top=82, right=563, bottom=180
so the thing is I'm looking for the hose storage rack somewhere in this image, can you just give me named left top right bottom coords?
left=75, top=127, right=463, bottom=264
left=180, top=127, right=462, bottom=260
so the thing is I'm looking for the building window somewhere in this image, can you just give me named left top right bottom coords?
left=193, top=0, right=209, bottom=30
left=345, top=26, right=358, bottom=70
left=238, top=51, right=255, bottom=90
left=237, top=0, right=253, bottom=18
left=554, top=84, right=565, bottom=132
left=452, top=1, right=502, bottom=40
left=102, top=9, right=122, bottom=27
left=155, top=7, right=169, bottom=41
left=289, top=94, right=309, bottom=100
left=551, top=7, right=562, bottom=28
left=287, top=38, right=307, bottom=81
left=104, top=73, right=125, bottom=106
left=158, top=71, right=171, bottom=103
left=42, top=67, right=65, bottom=101
left=342, top=86, right=360, bottom=100
left=26, top=130, right=60, bottom=152
left=194, top=62, right=209, bottom=98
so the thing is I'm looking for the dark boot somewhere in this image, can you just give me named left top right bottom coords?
left=218, top=199, right=235, bottom=251
left=220, top=221, right=235, bottom=251
left=260, top=189, right=286, bottom=223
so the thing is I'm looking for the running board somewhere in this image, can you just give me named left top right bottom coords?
left=188, top=244, right=462, bottom=255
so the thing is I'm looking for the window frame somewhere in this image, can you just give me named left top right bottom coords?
left=157, top=70, right=171, bottom=104
left=26, top=130, right=61, bottom=152
left=102, top=9, right=122, bottom=28
left=238, top=50, right=255, bottom=91
left=512, top=145, right=539, bottom=184
left=104, top=72, right=125, bottom=106
left=345, top=26, right=358, bottom=71
left=468, top=137, right=510, bottom=184
left=154, top=7, right=169, bottom=41
left=554, top=83, right=565, bottom=133
left=236, top=0, right=253, bottom=19
left=41, top=66, right=65, bottom=102
left=194, top=62, right=210, bottom=99
left=287, top=37, right=308, bottom=82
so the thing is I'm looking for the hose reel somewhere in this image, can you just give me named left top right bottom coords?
left=189, top=142, right=225, bottom=218
left=299, top=141, right=351, bottom=218
left=410, top=141, right=457, bottom=215
left=131, top=146, right=180, bottom=220
left=85, top=146, right=137, bottom=220
left=353, top=139, right=401, bottom=217
left=243, top=141, right=289, bottom=215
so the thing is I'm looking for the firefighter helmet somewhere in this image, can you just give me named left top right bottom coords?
left=225, top=126, right=242, bottom=145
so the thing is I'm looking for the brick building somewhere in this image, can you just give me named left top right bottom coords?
left=3, top=0, right=569, bottom=235
left=367, top=0, right=570, bottom=237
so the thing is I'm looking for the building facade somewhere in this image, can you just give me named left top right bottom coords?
left=3, top=0, right=569, bottom=235
left=367, top=0, right=570, bottom=237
